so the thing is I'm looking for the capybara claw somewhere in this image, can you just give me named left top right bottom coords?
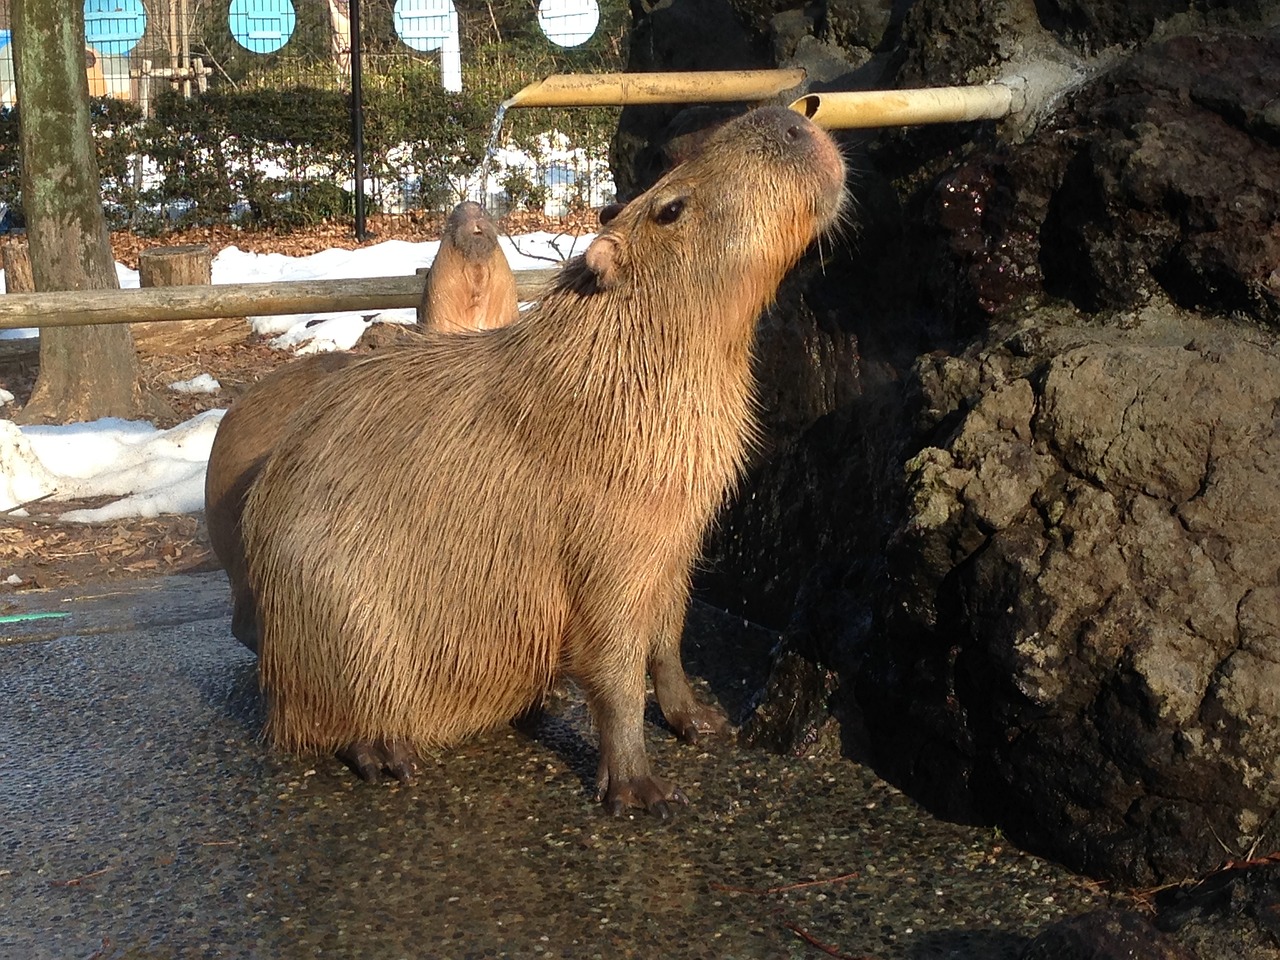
left=600, top=775, right=688, bottom=819
left=337, top=739, right=419, bottom=784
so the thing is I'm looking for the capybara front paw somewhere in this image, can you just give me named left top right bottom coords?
left=337, top=738, right=419, bottom=784
left=597, top=773, right=688, bottom=820
left=667, top=701, right=733, bottom=745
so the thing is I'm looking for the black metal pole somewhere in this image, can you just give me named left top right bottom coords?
left=350, top=0, right=366, bottom=240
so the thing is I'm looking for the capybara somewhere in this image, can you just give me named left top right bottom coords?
left=242, top=106, right=847, bottom=816
left=419, top=200, right=519, bottom=333
left=204, top=351, right=364, bottom=651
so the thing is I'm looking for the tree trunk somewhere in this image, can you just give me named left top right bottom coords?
left=12, top=0, right=151, bottom=425
left=328, top=0, right=352, bottom=77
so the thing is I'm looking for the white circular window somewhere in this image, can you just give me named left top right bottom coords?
left=537, top=0, right=599, bottom=48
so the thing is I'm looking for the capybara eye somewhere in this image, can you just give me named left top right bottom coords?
left=654, top=199, right=685, bottom=225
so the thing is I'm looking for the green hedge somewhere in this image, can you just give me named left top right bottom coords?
left=0, top=8, right=627, bottom=234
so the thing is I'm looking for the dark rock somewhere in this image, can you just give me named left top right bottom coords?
left=1039, top=33, right=1280, bottom=325
left=1034, top=0, right=1273, bottom=50
left=860, top=312, right=1280, bottom=883
left=915, top=32, right=1280, bottom=328
left=1155, top=862, right=1280, bottom=958
left=1021, top=909, right=1200, bottom=960
left=897, top=0, right=1047, bottom=87
left=740, top=642, right=843, bottom=756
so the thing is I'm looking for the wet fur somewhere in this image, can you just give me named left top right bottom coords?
left=204, top=351, right=362, bottom=649
left=205, top=203, right=517, bottom=648
left=242, top=108, right=847, bottom=806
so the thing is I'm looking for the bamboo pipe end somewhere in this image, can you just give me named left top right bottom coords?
left=791, top=94, right=821, bottom=120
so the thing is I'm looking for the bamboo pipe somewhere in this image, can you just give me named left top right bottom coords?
left=789, top=83, right=1020, bottom=129
left=505, top=69, right=807, bottom=108
left=0, top=270, right=557, bottom=330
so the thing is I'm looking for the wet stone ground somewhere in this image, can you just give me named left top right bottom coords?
left=0, top=573, right=1108, bottom=959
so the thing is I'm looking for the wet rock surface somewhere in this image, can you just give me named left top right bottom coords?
left=933, top=31, right=1280, bottom=326
left=864, top=309, right=1280, bottom=884
left=2, top=572, right=1119, bottom=960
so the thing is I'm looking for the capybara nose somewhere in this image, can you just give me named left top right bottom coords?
left=755, top=105, right=816, bottom=149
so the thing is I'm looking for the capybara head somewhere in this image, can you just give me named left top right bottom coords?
left=571, top=106, right=845, bottom=337
left=444, top=200, right=501, bottom=261
left=420, top=200, right=519, bottom=333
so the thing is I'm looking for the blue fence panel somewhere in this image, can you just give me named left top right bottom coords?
left=84, top=0, right=148, bottom=57
left=394, top=0, right=458, bottom=54
left=229, top=0, right=298, bottom=55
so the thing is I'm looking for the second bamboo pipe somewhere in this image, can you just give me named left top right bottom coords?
left=790, top=83, right=1020, bottom=128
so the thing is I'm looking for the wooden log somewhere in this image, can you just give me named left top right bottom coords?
left=139, top=243, right=212, bottom=287
left=134, top=243, right=216, bottom=348
left=0, top=270, right=557, bottom=330
left=1, top=236, right=34, bottom=294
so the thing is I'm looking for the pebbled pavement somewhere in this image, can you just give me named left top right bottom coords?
left=0, top=572, right=1108, bottom=960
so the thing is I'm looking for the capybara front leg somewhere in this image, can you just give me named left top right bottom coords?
left=649, top=596, right=731, bottom=744
left=337, top=738, right=419, bottom=785
left=584, top=669, right=686, bottom=819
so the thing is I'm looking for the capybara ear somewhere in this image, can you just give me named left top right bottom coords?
left=598, top=202, right=625, bottom=226
left=584, top=234, right=623, bottom=289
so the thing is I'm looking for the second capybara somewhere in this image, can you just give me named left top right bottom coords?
left=419, top=200, right=519, bottom=333
left=241, top=106, right=847, bottom=815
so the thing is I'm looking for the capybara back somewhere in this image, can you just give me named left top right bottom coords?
left=204, top=351, right=362, bottom=649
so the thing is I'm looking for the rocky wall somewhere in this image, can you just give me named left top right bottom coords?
left=613, top=0, right=1280, bottom=887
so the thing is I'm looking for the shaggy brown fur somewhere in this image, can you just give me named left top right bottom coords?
left=242, top=107, right=847, bottom=815
left=204, top=351, right=365, bottom=650
left=205, top=203, right=515, bottom=649
left=420, top=200, right=519, bottom=333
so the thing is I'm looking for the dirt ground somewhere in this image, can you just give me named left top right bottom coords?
left=0, top=210, right=596, bottom=599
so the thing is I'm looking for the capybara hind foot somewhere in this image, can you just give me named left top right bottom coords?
left=650, top=647, right=733, bottom=744
left=664, top=700, right=733, bottom=745
left=337, top=738, right=419, bottom=784
left=597, top=768, right=688, bottom=821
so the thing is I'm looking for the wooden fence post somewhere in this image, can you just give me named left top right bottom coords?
left=1, top=236, right=34, bottom=294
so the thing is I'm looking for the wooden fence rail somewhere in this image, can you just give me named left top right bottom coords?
left=0, top=269, right=559, bottom=330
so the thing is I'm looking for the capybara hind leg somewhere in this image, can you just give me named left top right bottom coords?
left=337, top=738, right=419, bottom=784
left=650, top=648, right=731, bottom=744
left=649, top=596, right=731, bottom=744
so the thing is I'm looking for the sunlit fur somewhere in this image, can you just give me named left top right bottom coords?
left=243, top=108, right=848, bottom=776
left=206, top=203, right=518, bottom=648
left=204, top=352, right=366, bottom=650
left=420, top=200, right=519, bottom=333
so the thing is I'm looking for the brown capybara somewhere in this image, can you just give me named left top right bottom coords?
left=242, top=106, right=847, bottom=816
left=204, top=351, right=365, bottom=651
left=419, top=200, right=519, bottom=333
